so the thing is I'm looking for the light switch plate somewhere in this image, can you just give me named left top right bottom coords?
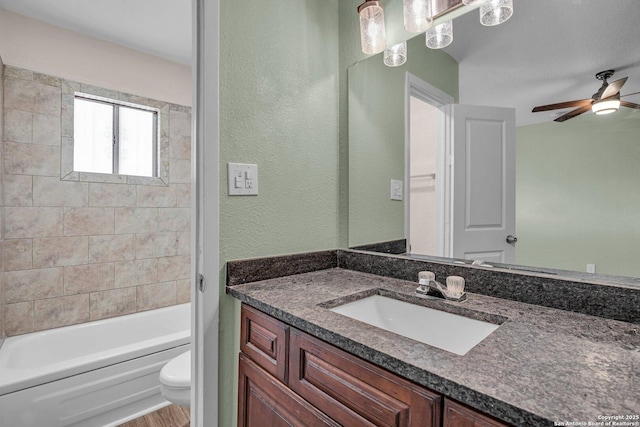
left=390, top=179, right=403, bottom=201
left=228, top=163, right=258, bottom=196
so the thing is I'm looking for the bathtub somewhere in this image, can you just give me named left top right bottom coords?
left=0, top=303, right=190, bottom=427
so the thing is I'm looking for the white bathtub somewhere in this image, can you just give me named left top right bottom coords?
left=0, top=303, right=190, bottom=427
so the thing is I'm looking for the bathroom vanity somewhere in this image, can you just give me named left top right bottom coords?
left=227, top=250, right=640, bottom=426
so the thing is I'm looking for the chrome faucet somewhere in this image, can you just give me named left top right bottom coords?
left=416, top=271, right=467, bottom=302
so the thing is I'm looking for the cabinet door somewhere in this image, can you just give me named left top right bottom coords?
left=241, top=304, right=289, bottom=383
left=289, top=328, right=441, bottom=427
left=238, top=353, right=340, bottom=427
left=443, top=398, right=511, bottom=427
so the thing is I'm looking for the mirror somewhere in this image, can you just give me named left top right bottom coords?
left=348, top=0, right=640, bottom=282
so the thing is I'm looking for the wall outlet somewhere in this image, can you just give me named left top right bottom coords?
left=390, top=179, right=403, bottom=201
left=228, top=163, right=258, bottom=196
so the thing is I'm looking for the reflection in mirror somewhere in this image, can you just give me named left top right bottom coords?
left=348, top=0, right=640, bottom=282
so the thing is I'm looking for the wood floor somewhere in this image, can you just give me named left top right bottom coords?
left=118, top=404, right=190, bottom=427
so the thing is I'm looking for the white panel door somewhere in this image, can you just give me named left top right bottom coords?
left=451, top=104, right=516, bottom=264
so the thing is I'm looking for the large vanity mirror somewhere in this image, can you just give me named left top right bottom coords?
left=348, top=0, right=640, bottom=283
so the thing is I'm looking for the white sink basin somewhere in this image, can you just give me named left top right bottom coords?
left=330, top=295, right=499, bottom=355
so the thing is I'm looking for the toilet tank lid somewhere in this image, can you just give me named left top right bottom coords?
left=160, top=350, right=191, bottom=387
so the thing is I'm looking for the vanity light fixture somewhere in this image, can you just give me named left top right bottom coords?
left=426, top=20, right=453, bottom=49
left=592, top=97, right=621, bottom=115
left=384, top=41, right=407, bottom=67
left=358, top=1, right=387, bottom=55
left=480, top=0, right=514, bottom=26
left=403, top=0, right=431, bottom=33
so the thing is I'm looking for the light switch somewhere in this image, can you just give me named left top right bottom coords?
left=390, top=179, right=403, bottom=201
left=228, top=163, right=259, bottom=196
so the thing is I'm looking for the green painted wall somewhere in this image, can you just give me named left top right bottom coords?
left=516, top=108, right=640, bottom=277
left=348, top=35, right=458, bottom=246
left=219, top=0, right=339, bottom=425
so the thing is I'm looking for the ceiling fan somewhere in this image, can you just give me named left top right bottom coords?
left=532, top=70, right=640, bottom=122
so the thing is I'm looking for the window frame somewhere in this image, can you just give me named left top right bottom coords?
left=73, top=93, right=160, bottom=178
left=61, top=85, right=170, bottom=187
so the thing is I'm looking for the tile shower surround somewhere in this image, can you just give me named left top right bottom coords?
left=1, top=66, right=191, bottom=337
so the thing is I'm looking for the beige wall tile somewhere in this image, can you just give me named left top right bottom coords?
left=64, top=207, right=114, bottom=236
left=34, top=294, right=89, bottom=331
left=114, top=261, right=136, bottom=288
left=89, top=235, right=135, bottom=263
left=89, top=287, right=136, bottom=320
left=89, top=183, right=136, bottom=207
left=137, top=281, right=176, bottom=311
left=136, top=184, right=177, bottom=208
left=4, top=174, right=33, bottom=206
left=158, top=256, right=190, bottom=281
left=5, top=239, right=33, bottom=271
left=5, top=267, right=64, bottom=303
left=114, top=208, right=157, bottom=234
left=4, top=141, right=60, bottom=176
left=175, top=184, right=191, bottom=208
left=64, top=263, right=114, bottom=295
left=169, top=110, right=191, bottom=138
left=176, top=279, right=191, bottom=304
left=33, top=236, right=88, bottom=268
left=4, top=77, right=37, bottom=112
left=33, top=176, right=88, bottom=207
left=170, top=135, right=191, bottom=160
left=5, top=207, right=63, bottom=239
left=5, top=302, right=34, bottom=336
left=33, top=113, right=61, bottom=146
left=169, top=158, right=190, bottom=184
left=135, top=232, right=178, bottom=259
left=34, top=82, right=61, bottom=116
left=135, top=258, right=158, bottom=285
left=177, top=231, right=190, bottom=256
left=4, top=109, right=32, bottom=143
left=158, top=208, right=190, bottom=232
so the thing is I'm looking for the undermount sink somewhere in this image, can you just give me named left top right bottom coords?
left=330, top=295, right=500, bottom=355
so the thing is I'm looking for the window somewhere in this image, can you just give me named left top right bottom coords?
left=73, top=94, right=158, bottom=177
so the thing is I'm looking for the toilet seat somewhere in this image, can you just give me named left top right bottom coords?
left=160, top=350, right=191, bottom=407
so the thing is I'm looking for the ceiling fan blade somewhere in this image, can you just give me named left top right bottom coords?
left=621, top=101, right=640, bottom=109
left=532, top=99, right=591, bottom=112
left=554, top=104, right=592, bottom=122
left=601, top=77, right=628, bottom=99
left=621, top=91, right=640, bottom=98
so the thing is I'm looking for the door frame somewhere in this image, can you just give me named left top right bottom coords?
left=404, top=72, right=454, bottom=256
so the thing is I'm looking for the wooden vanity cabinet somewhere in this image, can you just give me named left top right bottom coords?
left=238, top=303, right=512, bottom=427
left=443, top=399, right=510, bottom=427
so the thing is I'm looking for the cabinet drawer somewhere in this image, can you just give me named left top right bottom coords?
left=289, top=328, right=442, bottom=427
left=240, top=304, right=289, bottom=383
left=443, top=398, right=512, bottom=427
left=238, top=353, right=340, bottom=427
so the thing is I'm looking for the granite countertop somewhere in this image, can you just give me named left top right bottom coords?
left=227, top=268, right=640, bottom=426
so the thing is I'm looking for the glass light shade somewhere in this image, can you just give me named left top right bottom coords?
left=592, top=99, right=621, bottom=115
left=384, top=41, right=407, bottom=67
left=426, top=20, right=453, bottom=49
left=358, top=1, right=386, bottom=55
left=480, top=0, right=513, bottom=26
left=403, top=0, right=431, bottom=33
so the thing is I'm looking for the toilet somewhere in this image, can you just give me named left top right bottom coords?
left=159, top=350, right=191, bottom=407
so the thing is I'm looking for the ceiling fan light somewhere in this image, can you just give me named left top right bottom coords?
left=358, top=1, right=386, bottom=55
left=403, top=0, right=431, bottom=33
left=480, top=0, right=513, bottom=26
left=426, top=20, right=453, bottom=49
left=592, top=99, right=621, bottom=115
left=384, top=41, right=407, bottom=67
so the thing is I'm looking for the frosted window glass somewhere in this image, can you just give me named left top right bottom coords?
left=119, top=107, right=155, bottom=177
left=74, top=98, right=113, bottom=174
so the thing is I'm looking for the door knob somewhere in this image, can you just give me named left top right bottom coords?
left=506, top=235, right=518, bottom=244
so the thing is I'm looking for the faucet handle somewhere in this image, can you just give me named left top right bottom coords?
left=446, top=276, right=465, bottom=297
left=418, top=271, right=435, bottom=282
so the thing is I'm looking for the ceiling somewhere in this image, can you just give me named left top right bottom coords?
left=1, top=0, right=638, bottom=126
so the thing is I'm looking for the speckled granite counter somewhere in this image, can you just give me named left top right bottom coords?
left=227, top=267, right=640, bottom=426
